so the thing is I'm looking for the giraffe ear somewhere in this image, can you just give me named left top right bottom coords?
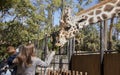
left=60, top=20, right=64, bottom=28
left=60, top=20, right=64, bottom=23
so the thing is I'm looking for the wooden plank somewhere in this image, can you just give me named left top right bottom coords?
left=71, top=54, right=100, bottom=75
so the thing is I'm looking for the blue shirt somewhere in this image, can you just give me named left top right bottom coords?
left=7, top=52, right=19, bottom=75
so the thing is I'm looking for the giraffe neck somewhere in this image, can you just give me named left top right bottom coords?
left=75, top=0, right=120, bottom=29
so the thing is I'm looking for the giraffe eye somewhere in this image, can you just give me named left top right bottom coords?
left=67, top=18, right=69, bottom=21
left=64, top=25, right=71, bottom=31
left=77, top=19, right=85, bottom=23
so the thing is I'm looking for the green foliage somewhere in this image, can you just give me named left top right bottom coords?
left=75, top=25, right=100, bottom=51
left=1, top=21, right=24, bottom=46
left=78, top=0, right=92, bottom=6
left=0, top=0, right=20, bottom=11
left=15, top=0, right=36, bottom=17
left=115, top=41, right=120, bottom=51
left=52, top=0, right=62, bottom=8
left=0, top=44, right=8, bottom=61
left=116, top=22, right=120, bottom=32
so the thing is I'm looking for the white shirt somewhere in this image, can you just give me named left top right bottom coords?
left=16, top=51, right=55, bottom=75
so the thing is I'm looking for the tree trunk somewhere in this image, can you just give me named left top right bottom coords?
left=48, top=7, right=53, bottom=28
left=108, top=18, right=114, bottom=50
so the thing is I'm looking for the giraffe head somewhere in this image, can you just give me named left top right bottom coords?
left=55, top=21, right=88, bottom=47
left=55, top=25, right=80, bottom=47
left=54, top=6, right=87, bottom=47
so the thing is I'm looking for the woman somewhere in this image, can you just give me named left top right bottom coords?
left=13, top=44, right=55, bottom=75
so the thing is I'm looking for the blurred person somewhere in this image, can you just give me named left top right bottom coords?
left=13, top=44, right=55, bottom=75
left=6, top=46, right=19, bottom=75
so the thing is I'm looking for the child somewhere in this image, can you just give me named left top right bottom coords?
left=13, top=44, right=55, bottom=75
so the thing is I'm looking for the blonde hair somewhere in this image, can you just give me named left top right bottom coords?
left=13, top=44, right=36, bottom=67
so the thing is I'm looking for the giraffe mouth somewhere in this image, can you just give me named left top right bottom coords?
left=55, top=43, right=61, bottom=47
left=55, top=43, right=64, bottom=47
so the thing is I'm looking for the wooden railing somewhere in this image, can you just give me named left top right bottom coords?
left=47, top=69, right=88, bottom=75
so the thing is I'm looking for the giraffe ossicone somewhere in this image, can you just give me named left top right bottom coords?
left=54, top=0, right=120, bottom=47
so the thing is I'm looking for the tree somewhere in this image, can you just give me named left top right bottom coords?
left=116, top=21, right=120, bottom=40
left=0, top=0, right=39, bottom=60
left=108, top=18, right=114, bottom=50
left=75, top=25, right=100, bottom=51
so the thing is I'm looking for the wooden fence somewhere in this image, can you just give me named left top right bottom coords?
left=47, top=69, right=88, bottom=75
left=71, top=53, right=120, bottom=75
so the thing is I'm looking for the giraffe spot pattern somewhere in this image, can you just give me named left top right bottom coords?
left=96, top=10, right=101, bottom=15
left=73, top=26, right=75, bottom=28
left=104, top=4, right=114, bottom=12
left=89, top=17, right=94, bottom=24
left=88, top=12, right=94, bottom=15
left=112, top=13, right=116, bottom=18
left=84, top=16, right=88, bottom=21
left=76, top=24, right=79, bottom=29
left=110, top=0, right=117, bottom=4
left=115, top=9, right=120, bottom=13
left=74, top=27, right=77, bottom=30
left=102, top=14, right=107, bottom=19
left=97, top=16, right=102, bottom=22
left=73, top=31, right=76, bottom=34
left=62, top=32, right=65, bottom=35
left=117, top=1, right=120, bottom=6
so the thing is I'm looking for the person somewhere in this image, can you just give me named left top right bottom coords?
left=13, top=44, right=55, bottom=75
left=6, top=46, right=19, bottom=75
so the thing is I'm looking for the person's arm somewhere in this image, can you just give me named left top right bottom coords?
left=36, top=51, right=55, bottom=67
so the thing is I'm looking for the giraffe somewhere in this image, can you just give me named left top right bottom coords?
left=54, top=0, right=120, bottom=47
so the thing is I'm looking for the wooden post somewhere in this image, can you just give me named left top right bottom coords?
left=72, top=70, right=75, bottom=75
left=65, top=70, right=69, bottom=75
left=80, top=72, right=83, bottom=75
left=59, top=47, right=63, bottom=70
left=104, top=20, right=108, bottom=51
left=53, top=70, right=57, bottom=75
left=100, top=22, right=105, bottom=75
left=85, top=72, right=88, bottom=75
left=47, top=70, right=89, bottom=75
left=68, top=70, right=71, bottom=75
left=47, top=69, right=50, bottom=75
left=76, top=71, right=79, bottom=75
left=69, top=38, right=73, bottom=58
left=72, top=37, right=75, bottom=54
left=67, top=39, right=71, bottom=70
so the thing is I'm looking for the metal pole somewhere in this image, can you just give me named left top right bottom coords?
left=72, top=37, right=75, bottom=54
left=70, top=38, right=73, bottom=59
left=104, top=20, right=108, bottom=51
left=68, top=38, right=73, bottom=70
left=100, top=22, right=105, bottom=75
